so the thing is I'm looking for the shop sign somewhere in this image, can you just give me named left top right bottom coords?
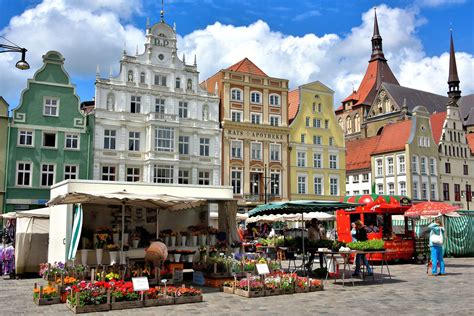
left=132, top=277, right=149, bottom=291
left=225, top=129, right=284, bottom=141
left=256, top=263, right=270, bottom=275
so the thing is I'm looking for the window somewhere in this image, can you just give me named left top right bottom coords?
left=330, top=177, right=339, bottom=196
left=231, top=169, right=242, bottom=195
left=251, top=142, right=262, bottom=160
left=231, top=140, right=242, bottom=159
left=104, top=130, right=116, bottom=150
left=354, top=114, right=361, bottom=132
left=313, top=136, right=321, bottom=145
left=338, top=117, right=344, bottom=131
left=297, top=175, right=307, bottom=194
left=362, top=173, right=369, bottom=182
left=420, top=157, right=427, bottom=174
left=353, top=190, right=360, bottom=195
left=128, top=132, right=140, bottom=151
left=101, top=166, right=116, bottom=181
left=306, top=117, right=311, bottom=127
left=314, top=176, right=323, bottom=195
left=153, top=165, right=174, bottom=183
left=329, top=137, right=334, bottom=146
left=231, top=111, right=242, bottom=122
left=155, top=98, right=165, bottom=113
left=269, top=94, right=280, bottom=106
left=250, top=91, right=262, bottom=104
left=318, top=104, right=322, bottom=112
left=443, top=183, right=450, bottom=200
left=301, top=134, right=306, bottom=144
left=198, top=171, right=210, bottom=185
left=178, top=136, right=189, bottom=155
left=464, top=164, right=469, bottom=175
left=346, top=116, right=352, bottom=133
left=43, top=98, right=59, bottom=116
left=154, top=127, right=174, bottom=152
left=313, top=118, right=321, bottom=128
left=412, top=155, right=418, bottom=173
left=431, top=183, right=437, bottom=200
left=398, top=155, right=405, bottom=174
left=376, top=159, right=383, bottom=176
left=413, top=181, right=419, bottom=199
left=429, top=158, right=436, bottom=175
left=388, top=183, right=395, bottom=195
left=353, top=175, right=359, bottom=183
left=386, top=157, right=394, bottom=175
left=445, top=162, right=451, bottom=174
left=399, top=182, right=407, bottom=196
left=42, top=132, right=56, bottom=148
left=466, top=184, right=472, bottom=202
left=40, top=164, right=55, bottom=186
left=325, top=120, right=329, bottom=129
left=130, top=96, right=141, bottom=113
left=297, top=152, right=306, bottom=167
left=178, top=101, right=188, bottom=118
left=312, top=103, right=316, bottom=112
left=270, top=144, right=280, bottom=161
left=126, top=167, right=140, bottom=182
left=377, top=183, right=384, bottom=195
left=421, top=182, right=429, bottom=200
left=154, top=74, right=167, bottom=86
left=65, top=134, right=79, bottom=150
left=251, top=113, right=262, bottom=124
left=18, top=130, right=33, bottom=146
left=270, top=115, right=280, bottom=126
left=329, top=154, right=338, bottom=169
left=64, top=165, right=78, bottom=180
left=16, top=162, right=32, bottom=186
left=363, top=190, right=370, bottom=194
left=199, top=138, right=210, bottom=156
left=270, top=172, right=280, bottom=196
left=231, top=88, right=243, bottom=101
left=454, top=184, right=461, bottom=201
left=178, top=170, right=189, bottom=184
left=175, top=77, right=181, bottom=89
left=140, top=72, right=146, bottom=84
left=346, top=176, right=349, bottom=184
left=313, top=153, right=322, bottom=169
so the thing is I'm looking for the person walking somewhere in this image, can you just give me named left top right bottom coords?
left=428, top=219, right=446, bottom=276
left=352, top=220, right=373, bottom=277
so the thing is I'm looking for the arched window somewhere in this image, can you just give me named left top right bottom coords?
left=202, top=104, right=209, bottom=121
left=231, top=88, right=243, bottom=101
left=377, top=101, right=383, bottom=114
left=269, top=94, right=280, bottom=106
left=175, top=77, right=181, bottom=89
left=187, top=79, right=192, bottom=90
left=354, top=114, right=360, bottom=132
left=346, top=116, right=352, bottom=134
left=338, top=117, right=344, bottom=132
left=384, top=99, right=391, bottom=113
left=106, top=93, right=115, bottom=111
left=140, top=72, right=146, bottom=84
left=250, top=91, right=262, bottom=104
left=127, top=70, right=134, bottom=82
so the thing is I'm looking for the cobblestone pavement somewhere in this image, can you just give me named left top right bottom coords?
left=1, top=257, right=472, bottom=315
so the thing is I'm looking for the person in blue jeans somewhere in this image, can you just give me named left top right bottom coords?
left=352, top=220, right=373, bottom=277
left=428, top=219, right=445, bottom=276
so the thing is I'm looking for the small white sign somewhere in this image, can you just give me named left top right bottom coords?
left=256, top=263, right=270, bottom=275
left=132, top=277, right=149, bottom=292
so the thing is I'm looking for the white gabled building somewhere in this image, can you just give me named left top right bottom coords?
left=93, top=17, right=221, bottom=185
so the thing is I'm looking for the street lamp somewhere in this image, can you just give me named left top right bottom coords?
left=263, top=164, right=279, bottom=204
left=461, top=181, right=471, bottom=210
left=1, top=38, right=30, bottom=70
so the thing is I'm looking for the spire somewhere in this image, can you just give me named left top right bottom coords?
left=96, top=64, right=100, bottom=78
left=447, top=30, right=461, bottom=102
left=173, top=22, right=176, bottom=31
left=160, top=0, right=165, bottom=22
left=146, top=17, right=150, bottom=29
left=370, top=8, right=386, bottom=62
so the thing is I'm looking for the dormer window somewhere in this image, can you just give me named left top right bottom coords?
left=231, top=88, right=243, bottom=102
left=250, top=91, right=262, bottom=104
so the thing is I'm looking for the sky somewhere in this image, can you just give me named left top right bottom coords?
left=0, top=0, right=473, bottom=111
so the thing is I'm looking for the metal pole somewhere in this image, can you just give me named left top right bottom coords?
left=301, top=213, right=305, bottom=273
left=121, top=203, right=125, bottom=252
left=264, top=164, right=268, bottom=204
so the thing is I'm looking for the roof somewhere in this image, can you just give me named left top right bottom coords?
left=372, top=120, right=412, bottom=155
left=466, top=134, right=474, bottom=154
left=288, top=89, right=299, bottom=122
left=459, top=94, right=474, bottom=125
left=382, top=83, right=449, bottom=113
left=430, top=111, right=447, bottom=144
left=346, top=136, right=381, bottom=171
left=226, top=58, right=268, bottom=77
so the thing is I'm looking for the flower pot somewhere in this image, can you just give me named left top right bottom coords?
left=96, top=249, right=103, bottom=265
left=174, top=254, right=181, bottom=262
left=132, top=239, right=139, bottom=249
left=119, top=251, right=128, bottom=265
left=192, top=235, right=198, bottom=246
left=123, top=233, right=129, bottom=245
left=113, top=233, right=120, bottom=245
left=168, top=254, right=174, bottom=262
left=187, top=254, right=194, bottom=263
left=181, top=236, right=187, bottom=246
left=200, top=234, right=207, bottom=246
left=81, top=238, right=88, bottom=249
left=233, top=247, right=240, bottom=254
left=170, top=236, right=176, bottom=247
left=109, top=251, right=118, bottom=265
left=210, top=235, right=216, bottom=246
left=165, top=236, right=170, bottom=246
left=80, top=249, right=88, bottom=266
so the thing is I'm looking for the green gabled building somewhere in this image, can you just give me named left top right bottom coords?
left=0, top=97, right=8, bottom=214
left=4, top=51, right=93, bottom=212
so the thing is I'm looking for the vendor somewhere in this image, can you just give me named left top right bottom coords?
left=145, top=240, right=168, bottom=279
left=353, top=220, right=373, bottom=277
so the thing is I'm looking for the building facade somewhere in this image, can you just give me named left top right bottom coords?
left=288, top=81, right=345, bottom=200
left=204, top=58, right=290, bottom=210
left=5, top=51, right=91, bottom=212
left=0, top=97, right=8, bottom=213
left=93, top=17, right=221, bottom=185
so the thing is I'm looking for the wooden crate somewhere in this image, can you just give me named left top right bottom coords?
left=143, top=297, right=175, bottom=307
left=204, top=272, right=232, bottom=279
left=34, top=297, right=61, bottom=306
left=110, top=300, right=144, bottom=310
left=309, top=284, right=324, bottom=292
left=222, top=286, right=234, bottom=294
left=280, top=288, right=295, bottom=295
left=264, top=289, right=280, bottom=296
left=234, top=288, right=264, bottom=298
left=295, top=287, right=309, bottom=293
left=175, top=295, right=203, bottom=304
left=205, top=277, right=233, bottom=288
left=66, top=300, right=111, bottom=314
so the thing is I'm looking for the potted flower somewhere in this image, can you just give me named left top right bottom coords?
left=170, top=231, right=177, bottom=247
left=95, top=233, right=108, bottom=265
left=67, top=281, right=111, bottom=313
left=144, top=287, right=174, bottom=307
left=110, top=280, right=143, bottom=310
left=131, top=234, right=140, bottom=249
left=199, top=229, right=207, bottom=246
left=188, top=226, right=199, bottom=246
left=106, top=244, right=120, bottom=264
left=230, top=241, right=242, bottom=254
left=235, top=278, right=264, bottom=298
left=33, top=284, right=60, bottom=305
left=173, top=250, right=181, bottom=263
left=208, top=227, right=218, bottom=245
left=161, top=229, right=172, bottom=245
left=174, top=286, right=203, bottom=304
left=180, top=231, right=188, bottom=246
left=264, top=278, right=280, bottom=296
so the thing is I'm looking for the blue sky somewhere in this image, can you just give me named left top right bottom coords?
left=1, top=0, right=473, bottom=109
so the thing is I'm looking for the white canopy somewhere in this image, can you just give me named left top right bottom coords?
left=0, top=208, right=50, bottom=219
left=246, top=211, right=335, bottom=223
left=210, top=211, right=248, bottom=221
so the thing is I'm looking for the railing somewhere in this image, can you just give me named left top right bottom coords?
left=241, top=194, right=279, bottom=203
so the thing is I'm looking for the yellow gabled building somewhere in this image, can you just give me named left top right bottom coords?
left=288, top=81, right=345, bottom=201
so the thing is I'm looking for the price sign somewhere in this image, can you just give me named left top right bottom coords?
left=132, top=277, right=149, bottom=291
left=256, top=263, right=270, bottom=275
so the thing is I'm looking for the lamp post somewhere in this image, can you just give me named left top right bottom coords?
left=262, top=164, right=279, bottom=204
left=461, top=181, right=471, bottom=210
left=0, top=39, right=30, bottom=70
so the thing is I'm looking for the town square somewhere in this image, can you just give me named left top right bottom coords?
left=0, top=0, right=473, bottom=315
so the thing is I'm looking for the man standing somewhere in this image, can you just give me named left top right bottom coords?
left=353, top=220, right=373, bottom=277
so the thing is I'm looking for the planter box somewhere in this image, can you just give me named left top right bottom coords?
left=205, top=277, right=233, bottom=288
left=204, top=272, right=232, bottom=279
left=309, top=284, right=324, bottom=292
left=264, top=289, right=280, bottom=296
left=222, top=286, right=234, bottom=294
left=111, top=300, right=143, bottom=310
left=295, top=287, right=310, bottom=293
left=234, top=288, right=264, bottom=298
left=34, top=297, right=61, bottom=306
left=143, top=297, right=175, bottom=307
left=175, top=295, right=203, bottom=304
left=66, top=300, right=111, bottom=314
left=280, top=288, right=295, bottom=295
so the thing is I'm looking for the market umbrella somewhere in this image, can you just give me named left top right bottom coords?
left=246, top=212, right=335, bottom=223
left=404, top=201, right=461, bottom=218
left=67, top=204, right=83, bottom=261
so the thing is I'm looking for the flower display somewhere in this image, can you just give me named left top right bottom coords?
left=110, top=281, right=140, bottom=302
left=67, top=281, right=109, bottom=307
left=56, top=276, right=77, bottom=285
left=106, top=244, right=120, bottom=251
left=95, top=234, right=109, bottom=249
left=208, top=227, right=218, bottom=234
left=237, top=278, right=263, bottom=291
left=33, top=286, right=58, bottom=299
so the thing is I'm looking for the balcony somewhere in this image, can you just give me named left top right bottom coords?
left=147, top=112, right=178, bottom=123
left=241, top=194, right=279, bottom=203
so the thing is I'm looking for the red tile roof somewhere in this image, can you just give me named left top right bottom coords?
left=466, top=133, right=474, bottom=154
left=226, top=58, right=268, bottom=77
left=372, top=120, right=412, bottom=155
left=346, top=136, right=381, bottom=171
left=430, top=111, right=447, bottom=145
left=288, top=89, right=299, bottom=122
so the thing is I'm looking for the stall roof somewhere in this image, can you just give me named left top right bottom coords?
left=246, top=212, right=335, bottom=223
left=248, top=200, right=360, bottom=217
left=0, top=208, right=50, bottom=219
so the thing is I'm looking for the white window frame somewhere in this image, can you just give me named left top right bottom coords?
left=42, top=131, right=57, bottom=149
left=388, top=182, right=395, bottom=195
left=269, top=94, right=281, bottom=106
left=421, top=182, right=428, bottom=200
left=297, top=174, right=307, bottom=194
left=270, top=143, right=281, bottom=161
left=386, top=157, right=394, bottom=175
left=330, top=176, right=339, bottom=196
left=270, top=171, right=280, bottom=196
left=329, top=137, right=334, bottom=146
left=362, top=173, right=369, bottom=182
left=18, top=130, right=34, bottom=147
left=65, top=133, right=80, bottom=150
left=101, top=165, right=117, bottom=181
left=231, top=168, right=243, bottom=195
left=153, top=165, right=174, bottom=183
left=353, top=175, right=359, bottom=183
left=126, top=166, right=141, bottom=182
left=178, top=169, right=190, bottom=184
left=250, top=91, right=262, bottom=104
left=198, top=171, right=211, bottom=185
left=313, top=153, right=322, bottom=169
left=429, top=158, right=436, bottom=175
left=178, top=101, right=188, bottom=118
left=251, top=142, right=262, bottom=160
left=329, top=154, right=338, bottom=169
left=104, top=129, right=116, bottom=150
left=43, top=97, right=59, bottom=117
left=430, top=183, right=437, bottom=200
left=413, top=181, right=419, bottom=199
left=377, top=183, right=384, bottom=195
left=155, top=98, right=166, bottom=113
left=179, top=135, right=190, bottom=155
left=420, top=156, right=427, bottom=175
left=313, top=135, right=321, bottom=145
left=231, top=140, right=243, bottom=159
left=40, top=163, right=55, bottom=187
left=399, top=181, right=407, bottom=196
left=231, top=88, right=243, bottom=102
left=154, top=127, right=175, bottom=152
left=231, top=110, right=243, bottom=122
left=412, top=155, right=419, bottom=174
left=269, top=115, right=280, bottom=126
left=313, top=118, right=321, bottom=128
left=301, top=134, right=306, bottom=144
left=16, top=161, right=32, bottom=187
left=376, top=158, right=383, bottom=177
left=297, top=151, right=306, bottom=167
left=314, top=175, right=323, bottom=195
left=130, top=95, right=141, bottom=114
left=199, top=138, right=210, bottom=157
left=251, top=112, right=262, bottom=124
left=64, top=164, right=78, bottom=180
left=397, top=155, right=406, bottom=174
left=128, top=131, right=140, bottom=152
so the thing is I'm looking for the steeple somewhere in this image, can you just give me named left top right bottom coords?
left=160, top=0, right=165, bottom=22
left=447, top=30, right=461, bottom=101
left=370, top=8, right=386, bottom=62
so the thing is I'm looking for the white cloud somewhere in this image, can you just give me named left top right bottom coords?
left=292, top=10, right=321, bottom=22
left=415, top=0, right=466, bottom=8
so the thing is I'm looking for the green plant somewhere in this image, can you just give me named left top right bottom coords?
left=347, top=239, right=385, bottom=251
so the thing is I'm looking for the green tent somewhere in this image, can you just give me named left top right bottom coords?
left=248, top=200, right=360, bottom=217
left=445, top=211, right=474, bottom=257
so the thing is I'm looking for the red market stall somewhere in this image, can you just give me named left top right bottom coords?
left=337, top=194, right=414, bottom=262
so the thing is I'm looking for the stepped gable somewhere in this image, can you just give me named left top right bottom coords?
left=226, top=58, right=268, bottom=77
